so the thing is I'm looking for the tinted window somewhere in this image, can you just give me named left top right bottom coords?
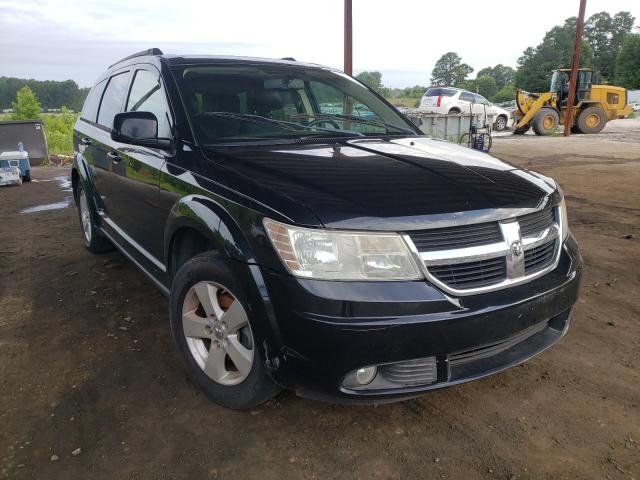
left=97, top=72, right=130, bottom=128
left=424, top=88, right=456, bottom=97
left=459, top=92, right=475, bottom=103
left=126, top=69, right=172, bottom=138
left=81, top=79, right=107, bottom=122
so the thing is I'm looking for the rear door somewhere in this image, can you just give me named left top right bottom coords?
left=106, top=65, right=174, bottom=266
left=92, top=70, right=132, bottom=219
left=74, top=78, right=109, bottom=210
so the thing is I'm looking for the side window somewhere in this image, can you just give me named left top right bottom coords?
left=459, top=92, right=475, bottom=103
left=97, top=72, right=130, bottom=129
left=81, top=79, right=107, bottom=122
left=474, top=94, right=490, bottom=105
left=126, top=69, right=172, bottom=138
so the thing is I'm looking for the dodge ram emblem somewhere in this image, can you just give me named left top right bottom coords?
left=510, top=240, right=523, bottom=256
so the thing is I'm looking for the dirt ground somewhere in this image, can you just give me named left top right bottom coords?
left=1, top=119, right=639, bottom=480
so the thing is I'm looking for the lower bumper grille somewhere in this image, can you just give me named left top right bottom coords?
left=379, top=357, right=437, bottom=386
left=449, top=321, right=548, bottom=367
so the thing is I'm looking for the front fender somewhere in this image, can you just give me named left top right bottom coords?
left=163, top=194, right=257, bottom=267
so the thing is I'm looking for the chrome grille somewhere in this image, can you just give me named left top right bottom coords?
left=519, top=208, right=555, bottom=236
left=524, top=239, right=556, bottom=274
left=380, top=357, right=437, bottom=386
left=408, top=222, right=502, bottom=251
left=429, top=257, right=506, bottom=289
left=405, top=206, right=563, bottom=295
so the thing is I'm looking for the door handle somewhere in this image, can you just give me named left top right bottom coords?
left=81, top=138, right=92, bottom=145
left=107, top=151, right=121, bottom=162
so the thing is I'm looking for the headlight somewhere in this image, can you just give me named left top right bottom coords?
left=559, top=197, right=569, bottom=240
left=263, top=219, right=424, bottom=281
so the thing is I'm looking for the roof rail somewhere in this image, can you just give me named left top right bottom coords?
left=109, top=48, right=164, bottom=68
left=281, top=57, right=296, bottom=61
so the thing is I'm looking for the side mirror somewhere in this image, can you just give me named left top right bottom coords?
left=111, top=111, right=172, bottom=150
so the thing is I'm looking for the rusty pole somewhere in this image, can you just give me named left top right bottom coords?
left=564, top=0, right=587, bottom=136
left=344, top=0, right=353, bottom=75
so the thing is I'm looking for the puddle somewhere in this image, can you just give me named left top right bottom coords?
left=20, top=175, right=74, bottom=213
left=20, top=196, right=74, bottom=213
left=31, top=176, right=72, bottom=191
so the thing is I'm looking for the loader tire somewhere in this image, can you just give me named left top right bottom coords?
left=576, top=106, right=607, bottom=134
left=532, top=108, right=559, bottom=136
left=513, top=124, right=530, bottom=135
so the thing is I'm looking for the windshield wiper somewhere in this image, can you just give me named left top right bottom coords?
left=199, top=112, right=363, bottom=137
left=310, top=114, right=416, bottom=135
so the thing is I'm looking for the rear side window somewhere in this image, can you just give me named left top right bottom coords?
left=126, top=69, right=172, bottom=138
left=97, top=72, right=130, bottom=129
left=81, top=79, right=107, bottom=122
left=424, top=88, right=456, bottom=97
left=459, top=92, right=475, bottom=103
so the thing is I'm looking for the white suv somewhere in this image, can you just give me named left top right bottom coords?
left=419, top=87, right=511, bottom=131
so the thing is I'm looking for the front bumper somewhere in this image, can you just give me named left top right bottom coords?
left=261, top=234, right=582, bottom=403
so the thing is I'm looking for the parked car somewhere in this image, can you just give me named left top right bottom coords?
left=0, top=150, right=31, bottom=181
left=72, top=49, right=582, bottom=409
left=631, top=102, right=640, bottom=112
left=419, top=87, right=511, bottom=131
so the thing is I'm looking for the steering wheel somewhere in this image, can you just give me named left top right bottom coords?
left=307, top=118, right=341, bottom=129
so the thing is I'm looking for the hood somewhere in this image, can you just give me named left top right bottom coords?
left=202, top=136, right=556, bottom=230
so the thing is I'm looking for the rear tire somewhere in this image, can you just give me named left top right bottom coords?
left=448, top=108, right=461, bottom=114
left=169, top=252, right=279, bottom=409
left=494, top=115, right=508, bottom=131
left=576, top=106, right=607, bottom=134
left=532, top=108, right=559, bottom=136
left=76, top=185, right=113, bottom=253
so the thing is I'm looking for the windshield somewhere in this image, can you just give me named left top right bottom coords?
left=173, top=64, right=418, bottom=144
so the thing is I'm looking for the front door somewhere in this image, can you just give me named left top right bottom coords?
left=106, top=66, right=174, bottom=269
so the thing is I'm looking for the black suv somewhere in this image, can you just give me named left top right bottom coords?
left=72, top=49, right=582, bottom=409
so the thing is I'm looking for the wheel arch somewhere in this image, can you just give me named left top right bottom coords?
left=164, top=195, right=257, bottom=280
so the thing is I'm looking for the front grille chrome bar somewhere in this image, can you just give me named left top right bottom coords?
left=404, top=206, right=564, bottom=296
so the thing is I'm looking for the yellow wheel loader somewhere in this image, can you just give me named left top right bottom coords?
left=513, top=69, right=632, bottom=135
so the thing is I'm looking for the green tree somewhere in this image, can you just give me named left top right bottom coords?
left=476, top=76, right=498, bottom=99
left=431, top=52, right=473, bottom=86
left=615, top=33, right=640, bottom=88
left=355, top=71, right=383, bottom=92
left=585, top=11, right=635, bottom=81
left=0, top=77, right=89, bottom=111
left=515, top=17, right=593, bottom=92
left=491, top=84, right=517, bottom=103
left=476, top=64, right=516, bottom=89
left=10, top=85, right=41, bottom=120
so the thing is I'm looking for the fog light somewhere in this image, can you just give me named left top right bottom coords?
left=355, top=366, right=377, bottom=385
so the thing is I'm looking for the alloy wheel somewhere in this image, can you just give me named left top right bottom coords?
left=181, top=281, right=254, bottom=386
left=79, top=189, right=92, bottom=242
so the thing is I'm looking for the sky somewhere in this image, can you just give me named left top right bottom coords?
left=1, top=0, right=639, bottom=88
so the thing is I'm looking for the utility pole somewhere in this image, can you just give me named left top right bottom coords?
left=564, top=0, right=587, bottom=136
left=344, top=0, right=353, bottom=75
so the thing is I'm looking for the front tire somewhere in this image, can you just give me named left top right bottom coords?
left=532, top=107, right=559, bottom=135
left=169, top=252, right=279, bottom=409
left=76, top=185, right=113, bottom=253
